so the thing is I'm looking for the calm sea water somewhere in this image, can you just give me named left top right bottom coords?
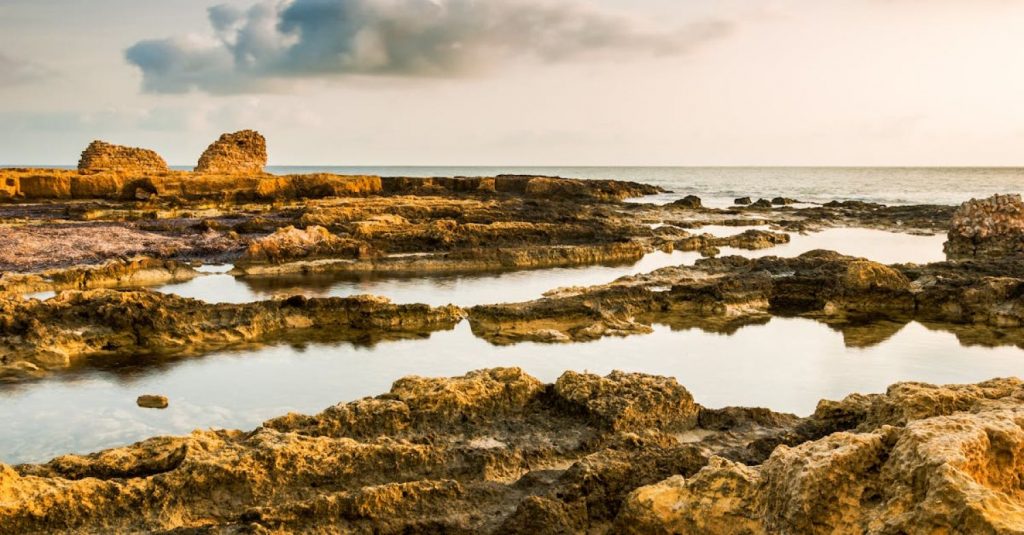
left=267, top=166, right=1024, bottom=207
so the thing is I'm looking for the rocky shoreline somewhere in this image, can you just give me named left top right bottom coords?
left=0, top=369, right=1019, bottom=533
left=1, top=132, right=1022, bottom=532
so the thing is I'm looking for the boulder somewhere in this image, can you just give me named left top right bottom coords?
left=945, top=193, right=1024, bottom=259
left=77, top=141, right=168, bottom=175
left=195, top=130, right=267, bottom=175
left=554, top=370, right=700, bottom=432
left=670, top=195, right=703, bottom=209
left=749, top=198, right=773, bottom=209
left=734, top=197, right=752, bottom=205
left=771, top=197, right=797, bottom=205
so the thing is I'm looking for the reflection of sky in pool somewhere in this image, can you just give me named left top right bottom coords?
left=2, top=316, right=1019, bottom=464
left=150, top=228, right=946, bottom=306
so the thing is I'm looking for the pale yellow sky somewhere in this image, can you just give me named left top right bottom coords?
left=0, top=0, right=1022, bottom=166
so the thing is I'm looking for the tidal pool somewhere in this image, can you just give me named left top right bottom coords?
left=1, top=317, right=1020, bottom=464
left=152, top=228, right=946, bottom=306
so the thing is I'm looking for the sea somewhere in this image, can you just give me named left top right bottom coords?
left=263, top=166, right=1024, bottom=207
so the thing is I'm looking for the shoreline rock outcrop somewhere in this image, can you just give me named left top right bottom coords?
left=194, top=129, right=267, bottom=175
left=0, top=290, right=463, bottom=381
left=468, top=250, right=1024, bottom=345
left=945, top=193, right=1024, bottom=259
left=1, top=371, right=1019, bottom=533
left=616, top=377, right=1024, bottom=534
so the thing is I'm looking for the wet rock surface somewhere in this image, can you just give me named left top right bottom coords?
left=1, top=371, right=1019, bottom=533
left=468, top=250, right=1024, bottom=344
left=0, top=290, right=463, bottom=381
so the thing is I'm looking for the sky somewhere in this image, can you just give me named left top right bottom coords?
left=1, top=0, right=1023, bottom=166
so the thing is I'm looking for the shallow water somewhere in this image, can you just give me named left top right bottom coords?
left=0, top=226, right=961, bottom=465
left=1, top=318, right=1021, bottom=464
left=152, top=228, right=946, bottom=305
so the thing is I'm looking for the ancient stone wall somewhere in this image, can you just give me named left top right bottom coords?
left=945, top=193, right=1024, bottom=259
left=77, top=140, right=168, bottom=174
left=194, top=130, right=267, bottom=174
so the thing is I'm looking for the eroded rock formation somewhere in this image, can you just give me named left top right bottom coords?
left=1, top=371, right=1020, bottom=533
left=77, top=140, right=169, bottom=174
left=245, top=225, right=375, bottom=263
left=195, top=129, right=267, bottom=174
left=0, top=290, right=462, bottom=381
left=945, top=193, right=1024, bottom=259
left=468, top=250, right=1024, bottom=344
left=617, top=378, right=1024, bottom=534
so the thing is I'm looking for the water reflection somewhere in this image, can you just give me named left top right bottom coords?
left=1, top=317, right=1020, bottom=464
left=152, top=228, right=945, bottom=305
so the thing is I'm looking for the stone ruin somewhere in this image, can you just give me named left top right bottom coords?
left=945, top=193, right=1024, bottom=259
left=195, top=130, right=267, bottom=174
left=77, top=140, right=169, bottom=174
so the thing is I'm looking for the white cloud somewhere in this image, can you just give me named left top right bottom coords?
left=125, top=0, right=732, bottom=94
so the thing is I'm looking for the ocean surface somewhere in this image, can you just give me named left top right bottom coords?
left=264, top=166, right=1024, bottom=207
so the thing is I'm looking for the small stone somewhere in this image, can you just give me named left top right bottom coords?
left=137, top=395, right=169, bottom=409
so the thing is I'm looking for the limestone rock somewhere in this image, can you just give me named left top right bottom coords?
left=3, top=374, right=1023, bottom=533
left=136, top=395, right=168, bottom=409
left=945, top=194, right=1024, bottom=259
left=554, top=370, right=700, bottom=432
left=616, top=377, right=1024, bottom=534
left=77, top=140, right=168, bottom=174
left=670, top=195, right=703, bottom=209
left=195, top=130, right=267, bottom=174
left=244, top=225, right=374, bottom=263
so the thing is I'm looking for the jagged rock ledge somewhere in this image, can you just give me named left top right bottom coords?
left=468, top=250, right=1024, bottom=344
left=0, top=257, right=198, bottom=295
left=0, top=291, right=463, bottom=381
left=1, top=369, right=1020, bottom=533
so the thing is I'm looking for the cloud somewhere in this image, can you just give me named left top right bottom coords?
left=126, top=0, right=732, bottom=94
left=0, top=53, right=49, bottom=87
